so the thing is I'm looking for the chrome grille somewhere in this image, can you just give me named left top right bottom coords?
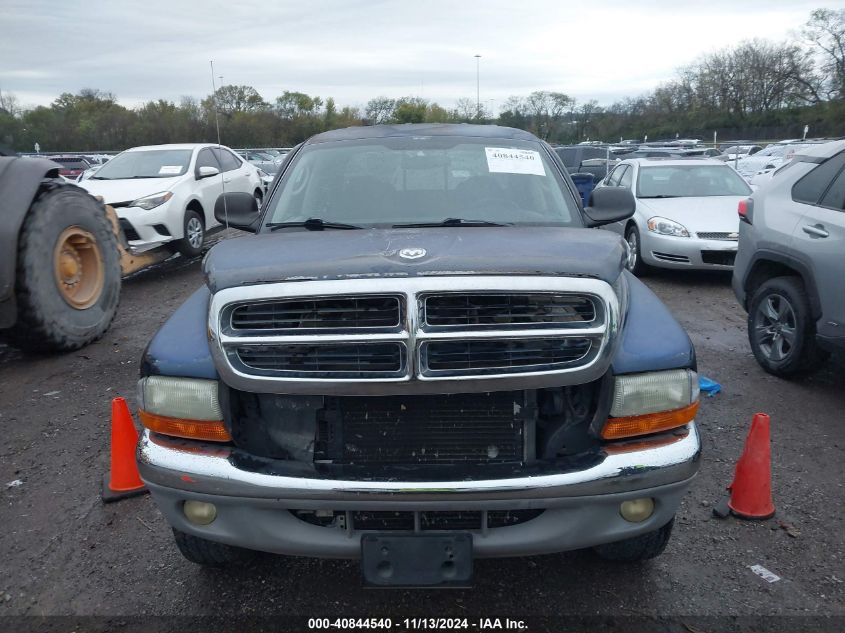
left=424, top=293, right=595, bottom=327
left=229, top=296, right=401, bottom=331
left=210, top=276, right=620, bottom=395
left=696, top=232, right=739, bottom=241
left=423, top=338, right=592, bottom=374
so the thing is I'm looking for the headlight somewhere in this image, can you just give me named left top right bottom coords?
left=137, top=376, right=230, bottom=442
left=603, top=369, right=699, bottom=440
left=646, top=217, right=689, bottom=237
left=131, top=191, right=173, bottom=210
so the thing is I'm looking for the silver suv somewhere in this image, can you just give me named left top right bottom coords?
left=733, top=140, right=845, bottom=377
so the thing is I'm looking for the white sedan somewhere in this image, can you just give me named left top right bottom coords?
left=80, top=143, right=264, bottom=256
left=595, top=157, right=753, bottom=273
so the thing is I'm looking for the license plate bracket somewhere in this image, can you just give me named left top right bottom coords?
left=361, top=533, right=473, bottom=588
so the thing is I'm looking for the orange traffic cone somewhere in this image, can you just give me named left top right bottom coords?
left=724, top=413, right=775, bottom=520
left=102, top=397, right=148, bottom=503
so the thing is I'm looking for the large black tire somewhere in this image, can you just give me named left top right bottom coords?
left=593, top=517, right=674, bottom=562
left=173, top=529, right=253, bottom=567
left=624, top=224, right=650, bottom=276
left=2, top=183, right=121, bottom=353
left=747, top=276, right=829, bottom=377
left=175, top=209, right=205, bottom=258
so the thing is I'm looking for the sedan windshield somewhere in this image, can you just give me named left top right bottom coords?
left=266, top=136, right=579, bottom=227
left=637, top=165, right=752, bottom=198
left=92, top=149, right=192, bottom=179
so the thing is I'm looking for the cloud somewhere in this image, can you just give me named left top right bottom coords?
left=0, top=0, right=828, bottom=110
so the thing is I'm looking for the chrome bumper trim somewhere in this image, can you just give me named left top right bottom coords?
left=138, top=422, right=700, bottom=504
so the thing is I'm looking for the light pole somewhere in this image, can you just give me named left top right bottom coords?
left=474, top=54, right=481, bottom=119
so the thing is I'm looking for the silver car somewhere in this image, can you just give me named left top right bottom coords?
left=733, top=139, right=845, bottom=377
left=596, top=158, right=752, bottom=273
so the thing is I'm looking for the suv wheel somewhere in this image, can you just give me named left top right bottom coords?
left=593, top=517, right=674, bottom=562
left=748, top=276, right=828, bottom=377
left=625, top=224, right=649, bottom=276
left=172, top=529, right=254, bottom=566
left=176, top=210, right=205, bottom=258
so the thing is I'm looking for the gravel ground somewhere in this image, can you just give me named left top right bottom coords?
left=0, top=241, right=843, bottom=628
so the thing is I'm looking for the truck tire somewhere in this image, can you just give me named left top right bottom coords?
left=747, top=276, right=828, bottom=377
left=2, top=183, right=121, bottom=353
left=593, top=517, right=674, bottom=562
left=172, top=529, right=253, bottom=566
left=176, top=210, right=205, bottom=258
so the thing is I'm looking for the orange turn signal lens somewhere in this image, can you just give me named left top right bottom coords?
left=601, top=401, right=699, bottom=440
left=139, top=409, right=231, bottom=443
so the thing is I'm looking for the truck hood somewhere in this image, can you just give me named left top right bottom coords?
left=203, top=227, right=627, bottom=293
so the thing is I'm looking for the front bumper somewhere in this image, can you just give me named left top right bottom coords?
left=138, top=423, right=701, bottom=558
left=115, top=202, right=181, bottom=252
left=641, top=232, right=738, bottom=270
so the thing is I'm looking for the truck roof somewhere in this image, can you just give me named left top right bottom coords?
left=306, top=124, right=540, bottom=145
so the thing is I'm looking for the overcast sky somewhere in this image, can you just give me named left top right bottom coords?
left=1, top=0, right=838, bottom=112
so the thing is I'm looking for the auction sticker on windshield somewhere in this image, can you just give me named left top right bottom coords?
left=485, top=147, right=545, bottom=176
left=158, top=165, right=183, bottom=175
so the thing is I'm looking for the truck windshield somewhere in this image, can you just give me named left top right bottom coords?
left=265, top=136, right=580, bottom=228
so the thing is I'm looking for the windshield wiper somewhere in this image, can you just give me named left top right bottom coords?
left=392, top=218, right=512, bottom=228
left=266, top=218, right=363, bottom=231
left=639, top=195, right=679, bottom=199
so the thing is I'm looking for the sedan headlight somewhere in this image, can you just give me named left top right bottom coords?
left=137, top=376, right=230, bottom=442
left=131, top=191, right=173, bottom=210
left=647, top=216, right=689, bottom=237
left=603, top=369, right=699, bottom=440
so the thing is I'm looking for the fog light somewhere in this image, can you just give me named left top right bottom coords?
left=620, top=498, right=654, bottom=523
left=183, top=500, right=217, bottom=525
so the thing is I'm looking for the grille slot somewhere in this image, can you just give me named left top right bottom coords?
left=425, top=293, right=595, bottom=327
left=652, top=251, right=690, bottom=263
left=423, top=338, right=592, bottom=373
left=235, top=343, right=404, bottom=377
left=230, top=296, right=401, bottom=331
left=291, top=509, right=544, bottom=531
left=696, top=232, right=738, bottom=241
left=701, top=250, right=737, bottom=266
left=317, top=393, right=524, bottom=465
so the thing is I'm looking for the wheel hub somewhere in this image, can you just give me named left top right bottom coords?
left=53, top=227, right=105, bottom=309
left=754, top=293, right=796, bottom=362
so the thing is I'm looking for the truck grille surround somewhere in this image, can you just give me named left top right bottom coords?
left=210, top=276, right=621, bottom=396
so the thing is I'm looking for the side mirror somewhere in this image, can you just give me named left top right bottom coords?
left=197, top=165, right=220, bottom=180
left=214, top=192, right=260, bottom=232
left=583, top=186, right=636, bottom=227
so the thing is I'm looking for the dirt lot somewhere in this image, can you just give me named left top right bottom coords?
left=0, top=240, right=843, bottom=628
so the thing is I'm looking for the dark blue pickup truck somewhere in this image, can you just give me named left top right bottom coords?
left=136, top=124, right=700, bottom=586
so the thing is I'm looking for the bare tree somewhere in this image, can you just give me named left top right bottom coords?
left=0, top=90, right=21, bottom=117
left=802, top=8, right=845, bottom=99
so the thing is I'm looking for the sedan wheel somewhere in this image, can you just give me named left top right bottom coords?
left=175, top=210, right=205, bottom=258
left=624, top=225, right=649, bottom=276
left=186, top=216, right=203, bottom=249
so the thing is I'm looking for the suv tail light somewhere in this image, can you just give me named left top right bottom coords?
left=738, top=198, right=754, bottom=225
